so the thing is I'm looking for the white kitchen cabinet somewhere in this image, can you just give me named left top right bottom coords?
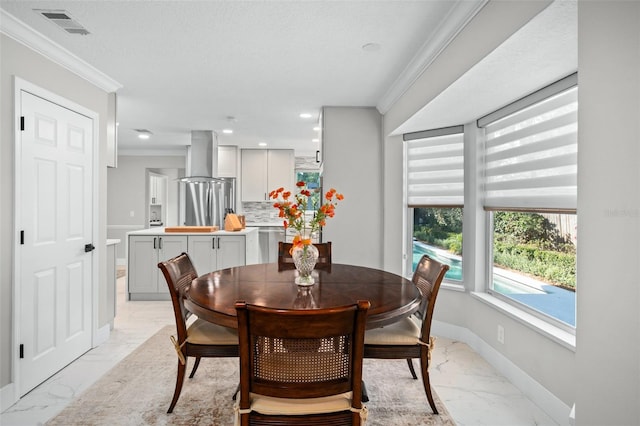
left=127, top=228, right=259, bottom=301
left=218, top=145, right=238, bottom=177
left=241, top=149, right=294, bottom=201
left=149, top=173, right=166, bottom=206
left=128, top=235, right=188, bottom=300
left=187, top=235, right=246, bottom=274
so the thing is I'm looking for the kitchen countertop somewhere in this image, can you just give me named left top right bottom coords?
left=245, top=222, right=284, bottom=227
left=127, top=227, right=259, bottom=236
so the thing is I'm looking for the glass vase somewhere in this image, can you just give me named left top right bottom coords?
left=291, top=243, right=319, bottom=286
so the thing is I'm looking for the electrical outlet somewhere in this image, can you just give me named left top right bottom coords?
left=497, top=325, right=505, bottom=344
left=129, top=210, right=135, bottom=217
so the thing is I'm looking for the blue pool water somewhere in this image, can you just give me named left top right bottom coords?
left=412, top=241, right=462, bottom=280
left=412, top=241, right=576, bottom=327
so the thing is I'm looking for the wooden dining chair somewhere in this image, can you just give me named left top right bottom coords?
left=277, top=241, right=332, bottom=271
left=234, top=299, right=370, bottom=425
left=363, top=254, right=449, bottom=414
left=158, top=252, right=239, bottom=413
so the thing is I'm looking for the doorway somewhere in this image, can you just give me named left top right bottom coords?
left=147, top=171, right=168, bottom=228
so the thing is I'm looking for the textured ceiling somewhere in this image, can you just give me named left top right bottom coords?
left=0, top=0, right=479, bottom=156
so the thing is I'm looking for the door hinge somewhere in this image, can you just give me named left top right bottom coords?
left=19, top=344, right=24, bottom=359
left=20, top=230, right=24, bottom=245
left=20, top=116, right=25, bottom=131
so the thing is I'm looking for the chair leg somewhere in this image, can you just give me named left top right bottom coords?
left=168, top=359, right=187, bottom=413
left=420, top=352, right=438, bottom=414
left=406, top=358, right=418, bottom=379
left=189, top=356, right=201, bottom=378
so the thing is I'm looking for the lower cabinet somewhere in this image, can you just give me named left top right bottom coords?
left=128, top=235, right=188, bottom=300
left=128, top=233, right=253, bottom=301
left=187, top=235, right=246, bottom=275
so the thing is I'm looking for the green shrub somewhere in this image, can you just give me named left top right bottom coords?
left=493, top=241, right=575, bottom=289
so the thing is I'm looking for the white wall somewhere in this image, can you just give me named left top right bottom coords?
left=322, top=107, right=383, bottom=268
left=382, top=1, right=640, bottom=424
left=0, top=34, right=111, bottom=393
left=107, top=155, right=185, bottom=260
left=575, top=2, right=640, bottom=424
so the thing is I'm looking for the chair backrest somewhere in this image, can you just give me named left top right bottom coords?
left=412, top=254, right=450, bottom=340
left=235, top=300, right=369, bottom=403
left=158, top=252, right=198, bottom=344
left=278, top=241, right=332, bottom=271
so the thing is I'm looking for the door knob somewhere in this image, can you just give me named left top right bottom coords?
left=84, top=243, right=95, bottom=253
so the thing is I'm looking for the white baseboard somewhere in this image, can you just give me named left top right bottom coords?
left=116, top=258, right=126, bottom=266
left=0, top=382, right=16, bottom=413
left=2, top=325, right=112, bottom=414
left=432, top=320, right=572, bottom=426
left=94, top=324, right=111, bottom=347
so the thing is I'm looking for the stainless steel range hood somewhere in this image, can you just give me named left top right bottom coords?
left=178, top=130, right=221, bottom=182
left=179, top=130, right=236, bottom=226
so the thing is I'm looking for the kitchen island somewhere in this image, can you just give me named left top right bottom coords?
left=245, top=221, right=285, bottom=263
left=127, top=227, right=259, bottom=300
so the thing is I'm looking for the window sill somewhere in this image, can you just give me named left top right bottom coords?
left=441, top=281, right=466, bottom=292
left=470, top=291, right=576, bottom=351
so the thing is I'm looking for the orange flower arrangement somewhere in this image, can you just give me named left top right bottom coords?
left=269, top=182, right=344, bottom=251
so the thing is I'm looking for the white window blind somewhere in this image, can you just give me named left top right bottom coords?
left=481, top=81, right=578, bottom=212
left=405, top=126, right=464, bottom=207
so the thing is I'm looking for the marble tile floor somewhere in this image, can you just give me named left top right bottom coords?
left=1, top=275, right=558, bottom=426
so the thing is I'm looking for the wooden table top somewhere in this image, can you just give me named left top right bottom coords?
left=184, top=263, right=421, bottom=330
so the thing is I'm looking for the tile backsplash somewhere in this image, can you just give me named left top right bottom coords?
left=241, top=202, right=279, bottom=223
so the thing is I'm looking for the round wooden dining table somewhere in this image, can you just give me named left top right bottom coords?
left=184, top=263, right=422, bottom=330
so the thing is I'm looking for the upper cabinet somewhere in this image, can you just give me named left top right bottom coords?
left=218, top=145, right=238, bottom=177
left=241, top=149, right=294, bottom=202
left=149, top=173, right=166, bottom=205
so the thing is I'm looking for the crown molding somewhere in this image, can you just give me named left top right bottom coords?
left=376, top=0, right=488, bottom=114
left=0, top=9, right=122, bottom=93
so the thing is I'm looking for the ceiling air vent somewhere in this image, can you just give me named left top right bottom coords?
left=35, top=9, right=90, bottom=35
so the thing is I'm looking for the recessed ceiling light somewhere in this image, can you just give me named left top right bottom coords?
left=258, top=142, right=267, bottom=147
left=362, top=42, right=381, bottom=52
left=312, top=139, right=319, bottom=143
left=135, top=129, right=152, bottom=139
left=313, top=126, right=320, bottom=131
left=299, top=113, right=313, bottom=119
left=222, top=129, right=233, bottom=134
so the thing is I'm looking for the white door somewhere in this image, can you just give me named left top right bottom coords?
left=18, top=91, right=94, bottom=396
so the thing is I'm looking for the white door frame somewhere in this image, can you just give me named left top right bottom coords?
left=11, top=77, right=100, bottom=404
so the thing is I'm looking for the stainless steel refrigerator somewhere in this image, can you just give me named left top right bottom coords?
left=182, top=177, right=236, bottom=228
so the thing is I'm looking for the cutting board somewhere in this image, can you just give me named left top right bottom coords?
left=164, top=226, right=218, bottom=233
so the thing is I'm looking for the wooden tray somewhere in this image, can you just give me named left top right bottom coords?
left=164, top=226, right=218, bottom=233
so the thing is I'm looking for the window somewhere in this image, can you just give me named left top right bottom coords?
left=295, top=171, right=321, bottom=211
left=412, top=207, right=463, bottom=281
left=490, top=211, right=576, bottom=326
left=481, top=74, right=578, bottom=328
left=405, top=127, right=464, bottom=280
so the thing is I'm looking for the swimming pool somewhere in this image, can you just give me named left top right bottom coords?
left=412, top=241, right=575, bottom=326
left=412, top=241, right=462, bottom=280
